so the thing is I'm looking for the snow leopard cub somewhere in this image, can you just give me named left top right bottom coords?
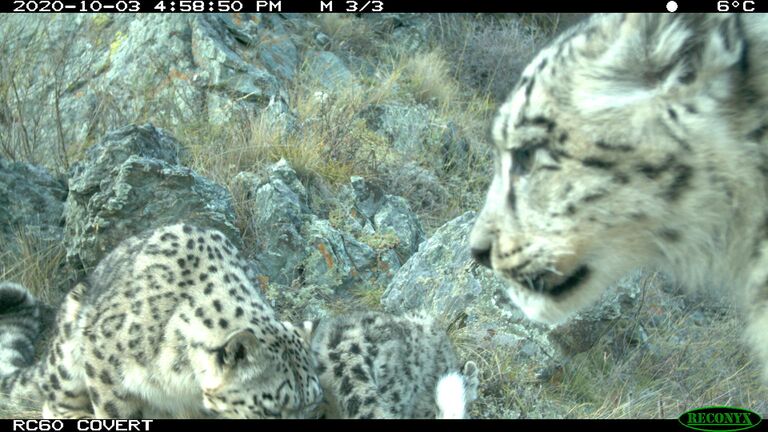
left=0, top=224, right=322, bottom=418
left=308, top=311, right=479, bottom=419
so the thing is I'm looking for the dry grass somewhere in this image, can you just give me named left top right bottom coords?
left=177, top=61, right=398, bottom=191
left=566, top=308, right=768, bottom=419
left=315, top=14, right=376, bottom=56
left=426, top=14, right=581, bottom=101
left=348, top=283, right=387, bottom=312
left=365, top=46, right=496, bottom=231
left=0, top=228, right=67, bottom=305
left=401, top=50, right=457, bottom=107
left=0, top=229, right=66, bottom=418
left=447, top=272, right=768, bottom=419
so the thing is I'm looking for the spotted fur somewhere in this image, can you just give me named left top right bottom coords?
left=470, top=14, right=768, bottom=380
left=0, top=224, right=322, bottom=418
left=0, top=282, right=43, bottom=409
left=308, top=311, right=478, bottom=419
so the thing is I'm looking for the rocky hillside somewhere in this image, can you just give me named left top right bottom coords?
left=1, top=13, right=766, bottom=418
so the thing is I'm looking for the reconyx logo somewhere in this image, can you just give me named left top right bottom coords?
left=679, top=406, right=762, bottom=432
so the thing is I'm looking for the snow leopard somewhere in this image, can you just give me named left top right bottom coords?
left=307, top=311, right=479, bottom=419
left=469, top=13, right=768, bottom=380
left=0, top=224, right=322, bottom=418
left=0, top=282, right=43, bottom=410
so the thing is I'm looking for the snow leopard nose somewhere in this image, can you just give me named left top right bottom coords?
left=471, top=247, right=492, bottom=269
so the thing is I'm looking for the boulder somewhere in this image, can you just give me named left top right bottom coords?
left=234, top=160, right=424, bottom=294
left=381, top=211, right=654, bottom=378
left=303, top=50, right=358, bottom=92
left=64, top=124, right=239, bottom=271
left=0, top=157, right=67, bottom=242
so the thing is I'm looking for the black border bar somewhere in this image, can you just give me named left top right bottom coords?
left=5, top=418, right=751, bottom=432
left=4, top=0, right=767, bottom=13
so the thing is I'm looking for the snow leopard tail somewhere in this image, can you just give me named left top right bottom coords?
left=0, top=282, right=46, bottom=409
left=435, top=361, right=479, bottom=419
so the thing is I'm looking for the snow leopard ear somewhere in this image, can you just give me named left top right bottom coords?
left=621, top=14, right=746, bottom=91
left=462, top=361, right=478, bottom=380
left=59, top=281, right=88, bottom=323
left=69, top=281, right=88, bottom=301
left=280, top=320, right=316, bottom=343
left=300, top=320, right=315, bottom=342
left=220, top=329, right=261, bottom=367
left=461, top=361, right=480, bottom=403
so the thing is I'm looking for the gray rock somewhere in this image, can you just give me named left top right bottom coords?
left=372, top=195, right=425, bottom=258
left=64, top=126, right=239, bottom=271
left=232, top=169, right=306, bottom=285
left=0, top=157, right=67, bottom=240
left=364, top=103, right=432, bottom=155
left=362, top=104, right=472, bottom=174
left=383, top=161, right=449, bottom=213
left=265, top=281, right=335, bottom=322
left=235, top=160, right=418, bottom=294
left=255, top=16, right=300, bottom=83
left=267, top=159, right=309, bottom=206
left=301, top=218, right=377, bottom=290
left=192, top=15, right=285, bottom=124
left=314, top=32, right=332, bottom=49
left=346, top=176, right=385, bottom=221
left=216, top=14, right=255, bottom=45
left=303, top=50, right=358, bottom=92
left=0, top=14, right=305, bottom=166
left=105, top=15, right=194, bottom=84
left=93, top=15, right=204, bottom=137
left=261, top=95, right=298, bottom=134
left=440, top=121, right=471, bottom=172
left=382, top=212, right=486, bottom=318
left=341, top=176, right=425, bottom=258
left=381, top=211, right=654, bottom=381
left=67, top=124, right=182, bottom=196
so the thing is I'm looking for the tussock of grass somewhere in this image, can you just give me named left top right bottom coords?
left=0, top=230, right=65, bottom=418
left=178, top=61, right=396, bottom=190
left=561, top=308, right=768, bottom=418
left=349, top=283, right=387, bottom=311
left=0, top=228, right=66, bottom=305
left=401, top=50, right=457, bottom=107
left=315, top=14, right=376, bottom=56
left=449, top=272, right=767, bottom=419
left=426, top=14, right=577, bottom=101
left=594, top=322, right=758, bottom=416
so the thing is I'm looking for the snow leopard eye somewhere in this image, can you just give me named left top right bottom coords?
left=511, top=147, right=535, bottom=176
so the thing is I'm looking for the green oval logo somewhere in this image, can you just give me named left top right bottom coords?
left=679, top=406, right=762, bottom=432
